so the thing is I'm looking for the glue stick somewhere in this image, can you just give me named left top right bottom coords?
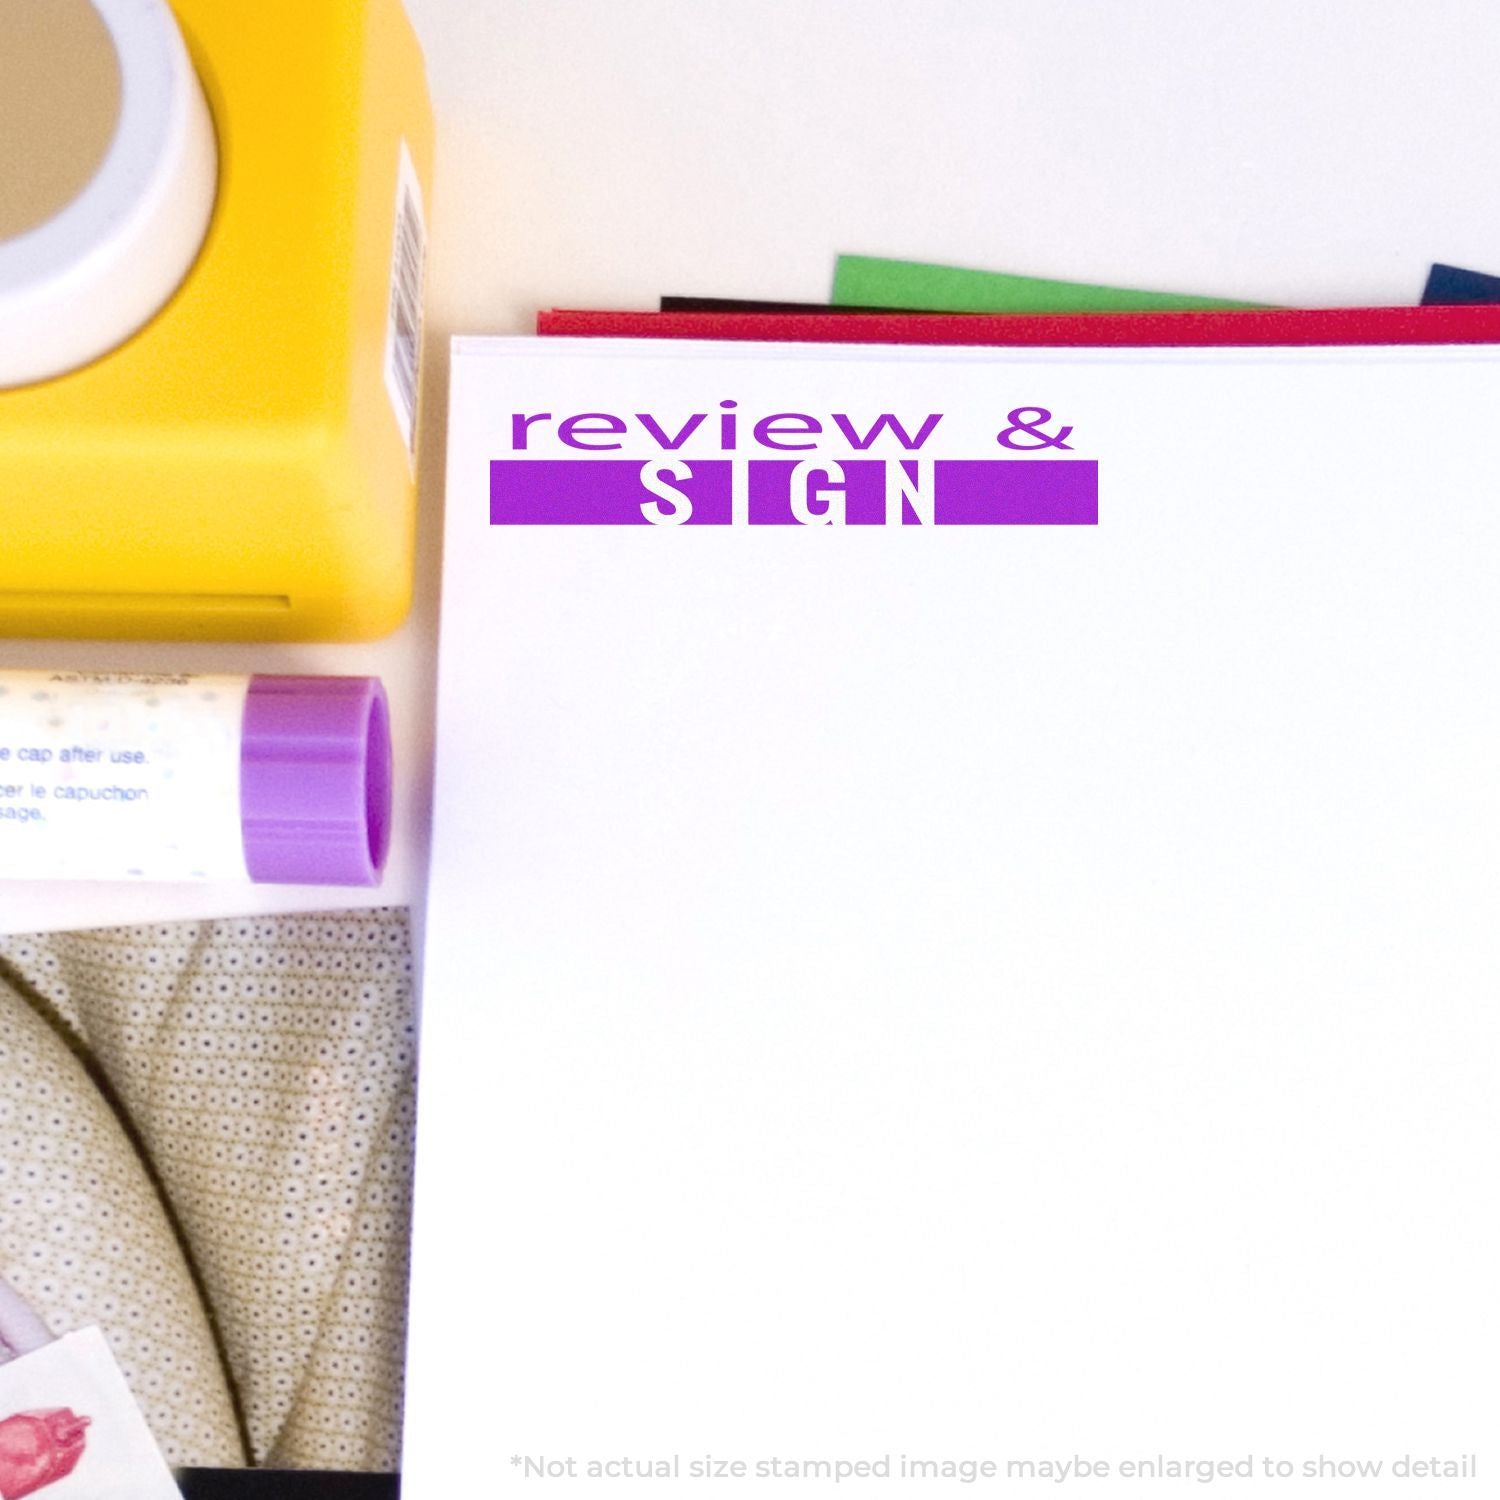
left=0, top=671, right=390, bottom=886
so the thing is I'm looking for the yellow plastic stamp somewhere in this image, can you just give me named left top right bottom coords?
left=0, top=0, right=433, bottom=641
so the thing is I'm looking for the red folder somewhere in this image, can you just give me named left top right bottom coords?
left=538, top=304, right=1500, bottom=347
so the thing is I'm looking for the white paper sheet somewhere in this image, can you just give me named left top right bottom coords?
left=404, top=337, right=1499, bottom=1497
left=0, top=1329, right=180, bottom=1499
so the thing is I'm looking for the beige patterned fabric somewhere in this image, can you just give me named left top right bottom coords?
left=0, top=970, right=242, bottom=1465
left=0, top=910, right=416, bottom=1472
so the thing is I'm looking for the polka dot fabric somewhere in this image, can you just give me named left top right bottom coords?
left=0, top=910, right=416, bottom=1472
left=0, top=967, right=242, bottom=1465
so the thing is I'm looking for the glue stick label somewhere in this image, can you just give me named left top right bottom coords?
left=0, top=670, right=249, bottom=882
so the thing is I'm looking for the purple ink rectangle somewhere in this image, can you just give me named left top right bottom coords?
left=490, top=458, right=1098, bottom=525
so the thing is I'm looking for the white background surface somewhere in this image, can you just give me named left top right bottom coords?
left=9, top=0, right=1500, bottom=932
left=406, top=336, right=1499, bottom=1497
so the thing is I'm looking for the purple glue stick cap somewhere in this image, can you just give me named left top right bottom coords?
left=240, top=675, right=392, bottom=887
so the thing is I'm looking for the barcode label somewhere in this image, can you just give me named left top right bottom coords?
left=383, top=141, right=427, bottom=463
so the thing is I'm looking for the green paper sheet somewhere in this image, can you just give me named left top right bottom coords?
left=832, top=255, right=1267, bottom=314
